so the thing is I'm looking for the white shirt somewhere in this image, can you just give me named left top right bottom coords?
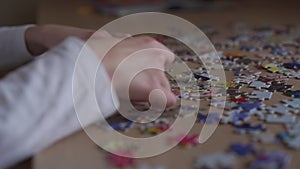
left=0, top=26, right=118, bottom=169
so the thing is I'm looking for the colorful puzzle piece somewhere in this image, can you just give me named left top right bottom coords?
left=168, top=134, right=199, bottom=147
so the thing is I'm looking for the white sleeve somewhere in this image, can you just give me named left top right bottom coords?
left=0, top=37, right=119, bottom=169
left=0, top=25, right=35, bottom=71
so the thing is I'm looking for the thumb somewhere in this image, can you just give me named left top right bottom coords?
left=156, top=71, right=177, bottom=107
left=148, top=87, right=177, bottom=110
left=164, top=89, right=177, bottom=107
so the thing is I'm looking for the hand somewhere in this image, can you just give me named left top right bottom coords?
left=88, top=35, right=177, bottom=107
left=25, top=24, right=110, bottom=56
left=25, top=24, right=177, bottom=107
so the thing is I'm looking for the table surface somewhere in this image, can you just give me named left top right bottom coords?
left=33, top=0, right=300, bottom=169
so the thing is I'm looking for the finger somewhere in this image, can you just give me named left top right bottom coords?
left=94, top=29, right=112, bottom=38
left=165, top=90, right=177, bottom=107
left=155, top=71, right=177, bottom=107
left=164, top=51, right=175, bottom=66
left=119, top=36, right=175, bottom=65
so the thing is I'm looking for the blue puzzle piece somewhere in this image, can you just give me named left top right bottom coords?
left=197, top=113, right=220, bottom=124
left=284, top=90, right=300, bottom=98
left=237, top=102, right=263, bottom=112
left=277, top=132, right=300, bottom=149
left=197, top=114, right=207, bottom=123
left=277, top=132, right=294, bottom=142
left=234, top=123, right=265, bottom=134
left=229, top=143, right=257, bottom=156
left=240, top=45, right=261, bottom=52
left=271, top=48, right=293, bottom=56
left=111, top=121, right=134, bottom=131
left=283, top=62, right=300, bottom=70
left=232, top=112, right=250, bottom=124
left=229, top=34, right=249, bottom=42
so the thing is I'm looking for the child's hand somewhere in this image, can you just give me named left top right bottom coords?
left=25, top=24, right=176, bottom=107
left=88, top=35, right=177, bottom=107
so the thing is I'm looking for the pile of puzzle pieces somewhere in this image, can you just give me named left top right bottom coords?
left=100, top=23, right=300, bottom=169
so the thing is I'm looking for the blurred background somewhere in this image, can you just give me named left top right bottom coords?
left=1, top=0, right=235, bottom=26
left=1, top=0, right=299, bottom=28
left=0, top=0, right=37, bottom=25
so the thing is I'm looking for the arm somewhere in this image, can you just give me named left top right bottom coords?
left=0, top=25, right=34, bottom=71
left=0, top=25, right=176, bottom=169
left=0, top=24, right=101, bottom=72
left=0, top=37, right=118, bottom=169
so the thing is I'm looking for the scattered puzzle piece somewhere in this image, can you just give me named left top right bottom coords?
left=283, top=62, right=300, bottom=70
left=285, top=121, right=300, bottom=135
left=249, top=109, right=267, bottom=120
left=266, top=81, right=293, bottom=92
left=195, top=152, right=236, bottom=169
left=250, top=151, right=290, bottom=169
left=237, top=101, right=264, bottom=113
left=249, top=91, right=273, bottom=100
left=111, top=121, right=135, bottom=132
left=262, top=63, right=286, bottom=73
left=231, top=96, right=247, bottom=103
left=284, top=90, right=300, bottom=98
left=266, top=114, right=296, bottom=124
left=282, top=98, right=300, bottom=108
left=278, top=132, right=300, bottom=149
left=168, top=134, right=199, bottom=147
left=222, top=110, right=251, bottom=124
left=224, top=101, right=238, bottom=110
left=252, top=131, right=277, bottom=144
left=229, top=143, right=257, bottom=156
left=234, top=123, right=265, bottom=134
left=249, top=81, right=271, bottom=90
left=271, top=48, right=293, bottom=56
left=266, top=104, right=299, bottom=115
left=140, top=119, right=170, bottom=135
